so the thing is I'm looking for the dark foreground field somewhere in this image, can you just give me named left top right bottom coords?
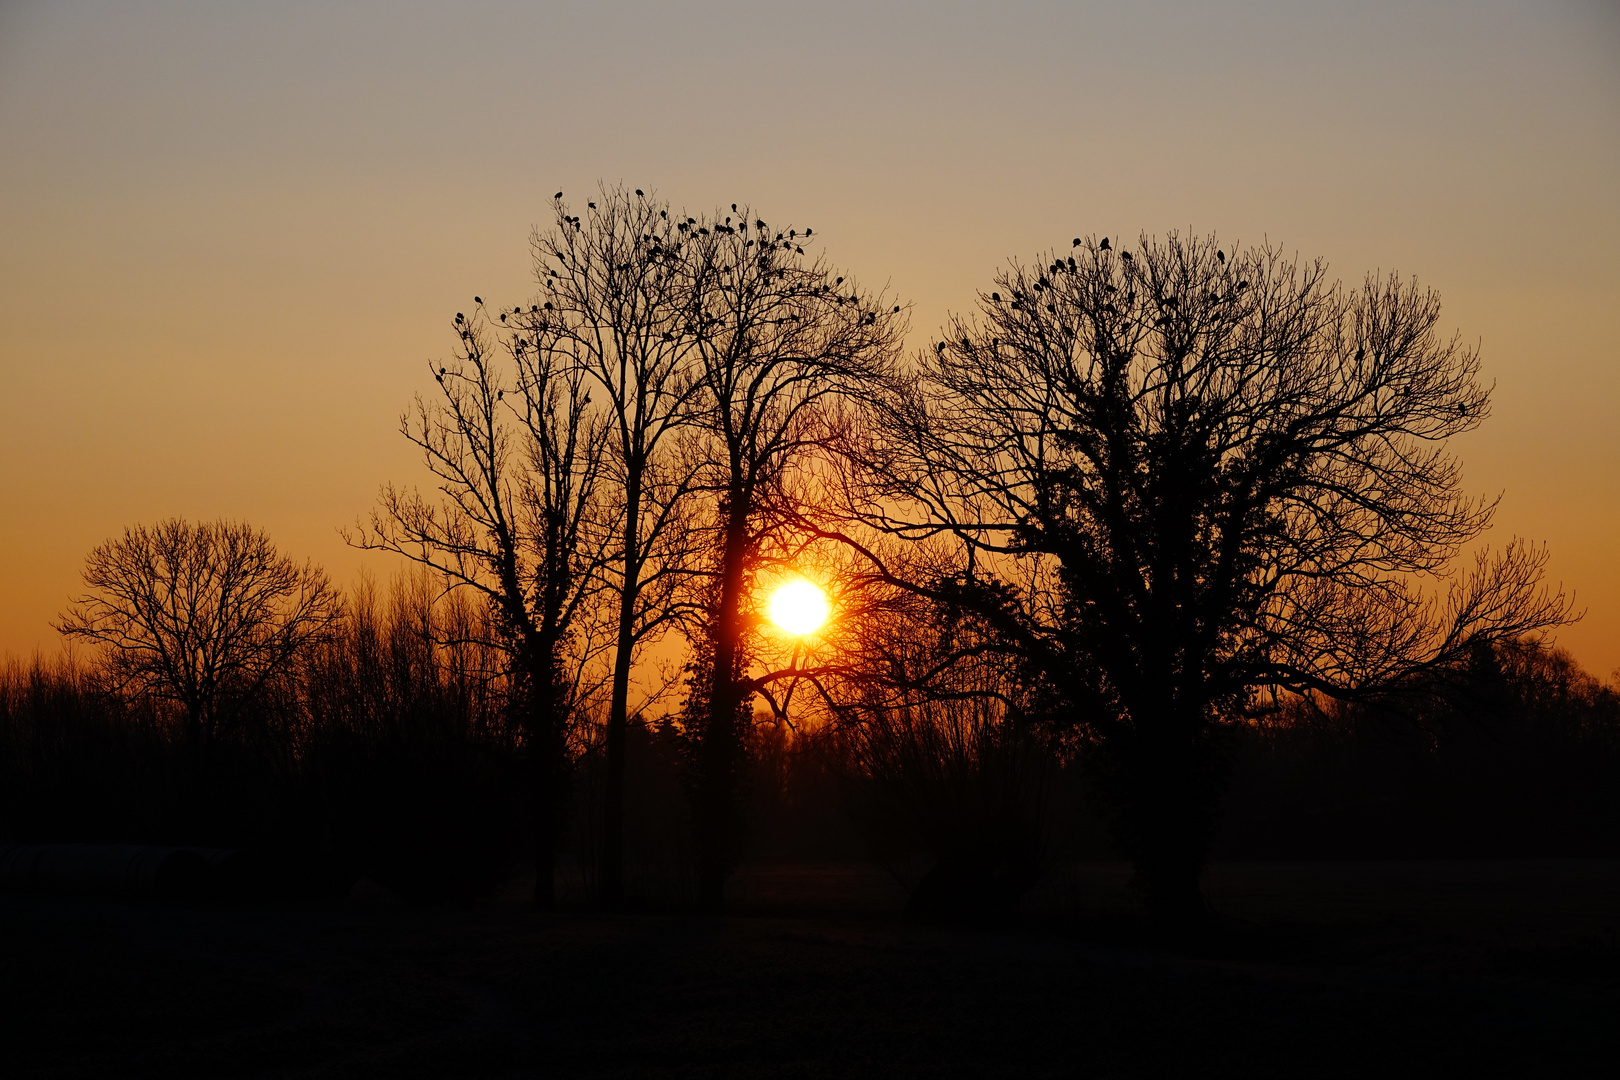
left=5, top=861, right=1619, bottom=1079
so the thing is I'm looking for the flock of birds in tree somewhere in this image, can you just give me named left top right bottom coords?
left=448, top=195, right=1269, bottom=375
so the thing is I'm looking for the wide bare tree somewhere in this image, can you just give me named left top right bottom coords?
left=528, top=185, right=708, bottom=902
left=59, top=519, right=342, bottom=772
left=353, top=301, right=613, bottom=906
left=850, top=233, right=1572, bottom=930
left=678, top=206, right=906, bottom=908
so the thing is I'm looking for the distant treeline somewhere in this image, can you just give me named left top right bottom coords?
left=1219, top=640, right=1620, bottom=861
left=3, top=571, right=1616, bottom=905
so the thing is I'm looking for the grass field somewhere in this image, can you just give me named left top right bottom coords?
left=4, top=860, right=1618, bottom=1078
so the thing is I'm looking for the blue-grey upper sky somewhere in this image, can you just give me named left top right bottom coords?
left=2, top=0, right=1617, bottom=671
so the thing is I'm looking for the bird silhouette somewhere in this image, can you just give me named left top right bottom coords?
left=636, top=189, right=644, bottom=196
left=1217, top=249, right=1226, bottom=264
left=588, top=201, right=597, bottom=209
left=474, top=296, right=482, bottom=304
left=554, top=191, right=563, bottom=199
left=991, top=292, right=1001, bottom=302
left=732, top=203, right=738, bottom=212
left=1099, top=238, right=1111, bottom=251
left=1073, top=238, right=1082, bottom=247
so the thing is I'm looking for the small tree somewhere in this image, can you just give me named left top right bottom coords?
left=353, top=301, right=613, bottom=906
left=857, top=233, right=1572, bottom=931
left=58, top=518, right=341, bottom=776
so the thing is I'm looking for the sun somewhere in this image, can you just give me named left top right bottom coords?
left=768, top=579, right=830, bottom=636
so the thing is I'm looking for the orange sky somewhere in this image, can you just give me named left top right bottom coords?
left=2, top=1, right=1617, bottom=677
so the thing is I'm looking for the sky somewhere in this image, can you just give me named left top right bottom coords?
left=1, top=0, right=1617, bottom=676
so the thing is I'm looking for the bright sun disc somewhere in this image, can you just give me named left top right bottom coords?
left=769, top=580, right=830, bottom=636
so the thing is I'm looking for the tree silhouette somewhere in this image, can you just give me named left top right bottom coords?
left=58, top=518, right=341, bottom=783
left=853, top=233, right=1572, bottom=930
left=678, top=207, right=905, bottom=909
left=353, top=302, right=613, bottom=906
left=529, top=186, right=709, bottom=902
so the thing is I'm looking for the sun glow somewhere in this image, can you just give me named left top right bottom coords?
left=768, top=579, right=830, bottom=636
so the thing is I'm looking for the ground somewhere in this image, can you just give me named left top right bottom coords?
left=4, top=861, right=1618, bottom=1078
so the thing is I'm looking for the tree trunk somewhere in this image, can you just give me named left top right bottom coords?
left=602, top=467, right=643, bottom=906
left=601, top=682, right=626, bottom=904
left=184, top=705, right=205, bottom=822
left=530, top=683, right=561, bottom=908
left=532, top=740, right=562, bottom=908
left=533, top=759, right=556, bottom=908
left=695, top=494, right=751, bottom=913
left=1130, top=796, right=1210, bottom=938
left=524, top=642, right=567, bottom=909
left=1109, top=702, right=1223, bottom=940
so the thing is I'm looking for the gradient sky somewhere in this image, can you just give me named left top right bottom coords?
left=2, top=0, right=1617, bottom=675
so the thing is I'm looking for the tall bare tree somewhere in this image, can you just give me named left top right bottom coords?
left=852, top=233, right=1572, bottom=930
left=529, top=185, right=708, bottom=902
left=353, top=300, right=613, bottom=906
left=58, top=519, right=342, bottom=774
left=678, top=207, right=906, bottom=908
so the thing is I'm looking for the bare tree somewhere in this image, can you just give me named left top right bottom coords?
left=678, top=207, right=906, bottom=908
left=58, top=519, right=342, bottom=775
left=851, top=233, right=1572, bottom=931
left=530, top=185, right=708, bottom=902
left=352, top=301, right=613, bottom=906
